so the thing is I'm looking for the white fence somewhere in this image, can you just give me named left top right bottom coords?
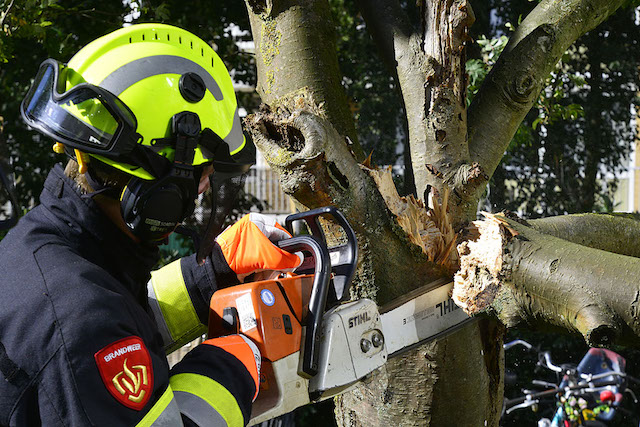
left=244, top=165, right=292, bottom=214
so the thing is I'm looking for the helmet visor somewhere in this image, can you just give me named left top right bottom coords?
left=21, top=59, right=138, bottom=156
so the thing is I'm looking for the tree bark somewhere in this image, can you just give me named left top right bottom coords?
left=244, top=1, right=501, bottom=425
left=528, top=213, right=640, bottom=258
left=358, top=0, right=486, bottom=223
left=245, top=0, right=362, bottom=159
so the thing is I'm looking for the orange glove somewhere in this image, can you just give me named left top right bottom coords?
left=216, top=213, right=303, bottom=282
left=203, top=335, right=261, bottom=402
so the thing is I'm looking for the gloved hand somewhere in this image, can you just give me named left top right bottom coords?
left=203, top=335, right=261, bottom=402
left=216, top=213, right=303, bottom=283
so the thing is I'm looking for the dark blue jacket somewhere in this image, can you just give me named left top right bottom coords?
left=0, top=165, right=255, bottom=426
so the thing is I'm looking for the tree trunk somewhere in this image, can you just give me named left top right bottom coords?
left=241, top=0, right=629, bottom=425
left=244, top=1, right=500, bottom=426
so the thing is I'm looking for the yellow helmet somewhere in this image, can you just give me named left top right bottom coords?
left=22, top=23, right=255, bottom=241
left=22, top=23, right=253, bottom=179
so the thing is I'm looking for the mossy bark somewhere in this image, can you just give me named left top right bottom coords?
left=246, top=0, right=361, bottom=159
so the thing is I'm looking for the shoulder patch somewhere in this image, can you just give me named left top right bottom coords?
left=94, top=336, right=154, bottom=411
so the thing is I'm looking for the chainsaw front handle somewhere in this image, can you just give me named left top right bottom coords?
left=283, top=206, right=357, bottom=303
left=277, top=235, right=330, bottom=378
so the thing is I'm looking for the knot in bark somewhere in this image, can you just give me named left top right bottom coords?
left=510, top=73, right=537, bottom=103
left=247, top=106, right=330, bottom=168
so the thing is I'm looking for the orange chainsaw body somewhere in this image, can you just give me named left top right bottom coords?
left=208, top=274, right=313, bottom=363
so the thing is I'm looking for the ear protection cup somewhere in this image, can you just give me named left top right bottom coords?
left=120, top=175, right=196, bottom=242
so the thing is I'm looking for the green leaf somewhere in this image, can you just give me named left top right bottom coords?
left=532, top=117, right=543, bottom=130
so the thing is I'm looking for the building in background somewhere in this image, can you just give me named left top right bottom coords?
left=612, top=141, right=639, bottom=213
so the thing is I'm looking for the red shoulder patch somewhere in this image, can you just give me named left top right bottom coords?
left=94, top=336, right=154, bottom=411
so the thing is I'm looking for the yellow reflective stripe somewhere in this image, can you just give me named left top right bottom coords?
left=136, top=386, right=174, bottom=427
left=170, top=373, right=244, bottom=427
left=229, top=133, right=246, bottom=156
left=151, top=259, right=202, bottom=346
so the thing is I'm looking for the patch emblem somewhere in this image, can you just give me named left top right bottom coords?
left=94, top=336, right=153, bottom=410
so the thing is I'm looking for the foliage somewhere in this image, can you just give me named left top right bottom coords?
left=466, top=34, right=509, bottom=104
left=471, top=0, right=639, bottom=217
left=157, top=231, right=194, bottom=268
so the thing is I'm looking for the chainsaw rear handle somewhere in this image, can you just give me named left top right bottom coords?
left=283, top=206, right=357, bottom=302
left=277, top=235, right=330, bottom=378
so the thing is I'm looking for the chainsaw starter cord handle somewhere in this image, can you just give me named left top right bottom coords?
left=277, top=235, right=330, bottom=378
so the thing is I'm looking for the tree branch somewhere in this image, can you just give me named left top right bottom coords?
left=527, top=213, right=640, bottom=258
left=360, top=0, right=481, bottom=223
left=0, top=0, right=15, bottom=29
left=467, top=0, right=626, bottom=196
left=454, top=214, right=640, bottom=347
left=358, top=0, right=435, bottom=201
left=245, top=0, right=363, bottom=159
left=357, top=0, right=414, bottom=74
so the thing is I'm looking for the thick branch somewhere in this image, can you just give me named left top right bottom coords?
left=359, top=0, right=483, bottom=223
left=454, top=214, right=640, bottom=347
left=528, top=213, right=640, bottom=258
left=356, top=0, right=413, bottom=75
left=244, top=106, right=448, bottom=304
left=467, top=0, right=626, bottom=192
left=245, top=0, right=363, bottom=159
left=358, top=0, right=431, bottom=198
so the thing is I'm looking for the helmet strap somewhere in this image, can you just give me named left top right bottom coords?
left=82, top=167, right=121, bottom=199
left=170, top=111, right=200, bottom=189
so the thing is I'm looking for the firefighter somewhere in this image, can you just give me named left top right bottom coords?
left=0, top=23, right=301, bottom=426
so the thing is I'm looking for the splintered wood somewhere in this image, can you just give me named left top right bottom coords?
left=367, top=166, right=458, bottom=272
left=452, top=213, right=508, bottom=314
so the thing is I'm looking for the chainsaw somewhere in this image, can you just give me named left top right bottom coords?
left=208, top=207, right=471, bottom=425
